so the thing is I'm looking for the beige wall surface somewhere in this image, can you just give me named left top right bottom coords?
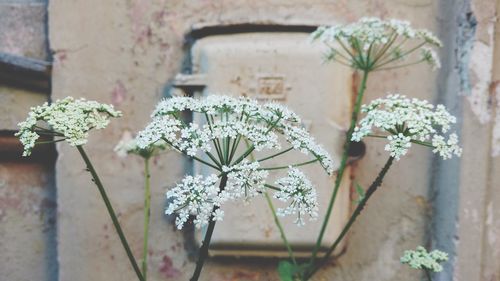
left=0, top=0, right=485, bottom=280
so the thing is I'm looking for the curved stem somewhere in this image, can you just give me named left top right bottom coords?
left=76, top=146, right=144, bottom=281
left=309, top=70, right=370, bottom=265
left=305, top=157, right=394, bottom=279
left=142, top=158, right=151, bottom=280
left=190, top=174, right=228, bottom=281
left=264, top=191, right=297, bottom=266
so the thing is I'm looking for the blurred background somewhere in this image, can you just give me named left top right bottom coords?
left=0, top=0, right=498, bottom=280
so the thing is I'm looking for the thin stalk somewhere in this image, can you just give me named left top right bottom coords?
left=205, top=113, right=224, bottom=162
left=192, top=156, right=220, bottom=171
left=142, top=158, right=151, bottom=280
left=309, top=70, right=370, bottom=265
left=260, top=159, right=319, bottom=171
left=425, top=269, right=432, bottom=281
left=76, top=146, right=144, bottom=281
left=190, top=175, right=228, bottom=281
left=35, top=138, right=66, bottom=144
left=367, top=134, right=435, bottom=148
left=257, top=147, right=293, bottom=162
left=264, top=184, right=281, bottom=192
left=375, top=42, right=426, bottom=69
left=374, top=59, right=425, bottom=72
left=264, top=191, right=297, bottom=266
left=305, top=157, right=394, bottom=279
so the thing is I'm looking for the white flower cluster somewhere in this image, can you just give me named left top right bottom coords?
left=400, top=246, right=448, bottom=272
left=137, top=95, right=334, bottom=173
left=16, top=97, right=122, bottom=156
left=274, top=168, right=319, bottom=226
left=138, top=95, right=332, bottom=228
left=114, top=131, right=169, bottom=158
left=223, top=160, right=269, bottom=200
left=165, top=175, right=222, bottom=229
left=311, top=17, right=442, bottom=70
left=352, top=94, right=462, bottom=160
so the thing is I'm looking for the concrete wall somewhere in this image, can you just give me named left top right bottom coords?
left=1, top=0, right=498, bottom=280
left=0, top=1, right=57, bottom=281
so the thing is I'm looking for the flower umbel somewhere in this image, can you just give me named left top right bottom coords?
left=274, top=168, right=319, bottom=226
left=16, top=97, right=122, bottom=156
left=352, top=94, right=462, bottom=160
left=311, top=17, right=442, bottom=71
left=137, top=95, right=334, bottom=228
left=400, top=246, right=448, bottom=273
left=114, top=130, right=170, bottom=159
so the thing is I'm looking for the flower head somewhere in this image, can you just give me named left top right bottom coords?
left=273, top=168, right=319, bottom=226
left=400, top=246, right=448, bottom=272
left=311, top=17, right=442, bottom=71
left=114, top=130, right=170, bottom=159
left=352, top=94, right=462, bottom=160
left=137, top=95, right=333, bottom=228
left=165, top=175, right=221, bottom=229
left=16, top=97, right=122, bottom=156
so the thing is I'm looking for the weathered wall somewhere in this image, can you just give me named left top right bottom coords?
left=43, top=1, right=500, bottom=281
left=0, top=1, right=57, bottom=281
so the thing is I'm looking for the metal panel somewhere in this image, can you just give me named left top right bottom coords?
left=184, top=32, right=352, bottom=257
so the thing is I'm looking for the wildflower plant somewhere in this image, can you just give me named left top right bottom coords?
left=16, top=96, right=122, bottom=156
left=114, top=132, right=170, bottom=281
left=136, top=95, right=334, bottom=280
left=14, top=16, right=464, bottom=281
left=275, top=18, right=461, bottom=281
left=352, top=94, right=462, bottom=160
left=401, top=246, right=449, bottom=281
left=311, top=17, right=442, bottom=71
left=16, top=97, right=146, bottom=281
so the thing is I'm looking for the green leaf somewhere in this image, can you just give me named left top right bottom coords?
left=354, top=182, right=365, bottom=204
left=278, top=261, right=294, bottom=281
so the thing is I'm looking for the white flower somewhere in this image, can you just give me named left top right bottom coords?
left=165, top=174, right=222, bottom=229
left=223, top=160, right=269, bottom=200
left=16, top=97, right=122, bottom=156
left=432, top=133, right=462, bottom=160
left=311, top=17, right=442, bottom=71
left=139, top=95, right=332, bottom=228
left=114, top=130, right=170, bottom=158
left=420, top=47, right=441, bottom=70
left=273, top=168, right=319, bottom=226
left=385, top=133, right=412, bottom=160
left=400, top=246, right=448, bottom=273
left=212, top=209, right=224, bottom=222
left=352, top=94, right=462, bottom=160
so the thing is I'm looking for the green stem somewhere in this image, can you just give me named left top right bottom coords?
left=259, top=159, right=319, bottom=171
left=142, top=158, right=151, bottom=281
left=264, top=191, right=297, bottom=266
left=257, top=147, right=293, bottom=162
left=264, top=184, right=281, bottom=192
left=309, top=70, right=370, bottom=266
left=190, top=175, right=228, bottom=281
left=425, top=269, right=433, bottom=281
left=76, top=146, right=144, bottom=281
left=192, top=155, right=220, bottom=171
left=305, top=157, right=394, bottom=279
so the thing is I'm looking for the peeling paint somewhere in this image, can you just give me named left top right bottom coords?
left=468, top=39, right=493, bottom=123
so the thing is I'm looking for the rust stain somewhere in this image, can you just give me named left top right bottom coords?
left=224, top=270, right=260, bottom=281
left=159, top=255, right=181, bottom=279
left=111, top=80, right=127, bottom=106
